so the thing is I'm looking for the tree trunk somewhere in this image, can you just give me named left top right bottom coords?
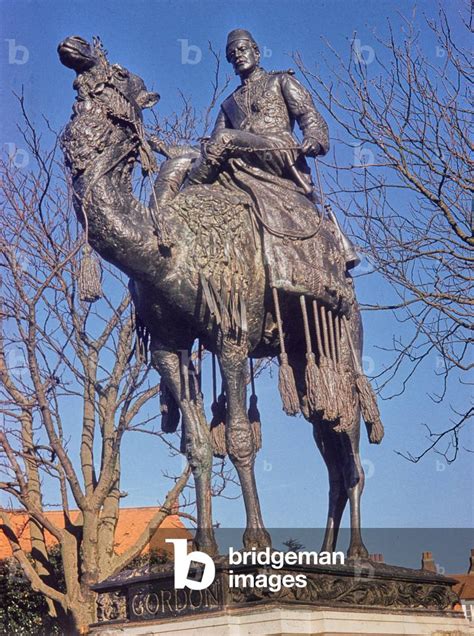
left=60, top=600, right=95, bottom=636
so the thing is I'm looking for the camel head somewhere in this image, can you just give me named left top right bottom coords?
left=58, top=35, right=97, bottom=72
left=58, top=35, right=159, bottom=114
left=59, top=36, right=159, bottom=175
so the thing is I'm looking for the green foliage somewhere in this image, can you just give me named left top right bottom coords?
left=0, top=552, right=64, bottom=635
left=127, top=548, right=170, bottom=571
left=0, top=541, right=171, bottom=634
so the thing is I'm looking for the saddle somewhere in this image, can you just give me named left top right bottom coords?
left=157, top=154, right=383, bottom=446
left=222, top=158, right=356, bottom=316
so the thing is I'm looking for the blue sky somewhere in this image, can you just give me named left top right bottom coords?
left=1, top=0, right=472, bottom=570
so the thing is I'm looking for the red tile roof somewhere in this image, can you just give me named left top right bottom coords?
left=452, top=574, right=474, bottom=601
left=0, top=507, right=187, bottom=560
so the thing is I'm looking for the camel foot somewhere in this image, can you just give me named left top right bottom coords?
left=243, top=527, right=272, bottom=551
left=347, top=542, right=369, bottom=560
left=193, top=530, right=219, bottom=558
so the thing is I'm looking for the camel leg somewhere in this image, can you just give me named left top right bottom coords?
left=313, top=417, right=368, bottom=559
left=292, top=351, right=368, bottom=559
left=290, top=356, right=347, bottom=552
left=151, top=343, right=218, bottom=556
left=218, top=339, right=270, bottom=549
left=340, top=310, right=369, bottom=559
left=312, top=420, right=348, bottom=552
left=340, top=423, right=368, bottom=559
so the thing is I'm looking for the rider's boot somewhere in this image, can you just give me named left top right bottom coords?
left=185, top=138, right=227, bottom=185
left=186, top=143, right=228, bottom=186
left=152, top=157, right=193, bottom=206
left=185, top=156, right=221, bottom=185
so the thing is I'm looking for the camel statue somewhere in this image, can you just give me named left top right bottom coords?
left=58, top=35, right=383, bottom=559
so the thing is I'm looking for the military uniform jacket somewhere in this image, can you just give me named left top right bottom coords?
left=211, top=67, right=329, bottom=155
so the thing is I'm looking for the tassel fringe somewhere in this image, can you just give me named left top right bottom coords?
left=341, top=315, right=384, bottom=443
left=79, top=245, right=102, bottom=303
left=333, top=366, right=356, bottom=433
left=318, top=359, right=339, bottom=421
left=305, top=352, right=323, bottom=414
left=135, top=313, right=150, bottom=363
left=278, top=353, right=300, bottom=416
left=180, top=420, right=186, bottom=455
left=356, top=374, right=385, bottom=443
left=251, top=420, right=262, bottom=452
left=209, top=393, right=263, bottom=457
left=248, top=393, right=262, bottom=452
left=209, top=393, right=227, bottom=457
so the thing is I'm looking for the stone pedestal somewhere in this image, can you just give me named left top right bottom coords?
left=90, top=559, right=473, bottom=635
left=91, top=604, right=472, bottom=635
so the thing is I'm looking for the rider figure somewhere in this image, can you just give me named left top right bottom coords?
left=150, top=29, right=358, bottom=266
left=187, top=28, right=329, bottom=201
left=149, top=29, right=357, bottom=265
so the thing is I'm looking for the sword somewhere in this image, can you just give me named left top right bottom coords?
left=288, top=162, right=314, bottom=195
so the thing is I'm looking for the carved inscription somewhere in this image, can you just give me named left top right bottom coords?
left=128, top=578, right=223, bottom=620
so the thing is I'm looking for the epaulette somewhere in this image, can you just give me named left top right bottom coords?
left=269, top=69, right=295, bottom=75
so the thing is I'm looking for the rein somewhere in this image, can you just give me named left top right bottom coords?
left=75, top=57, right=325, bottom=249
left=76, top=69, right=171, bottom=244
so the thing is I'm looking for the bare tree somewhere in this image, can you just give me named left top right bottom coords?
left=149, top=41, right=231, bottom=147
left=0, top=105, right=191, bottom=633
left=0, top=47, right=238, bottom=630
left=294, top=5, right=473, bottom=461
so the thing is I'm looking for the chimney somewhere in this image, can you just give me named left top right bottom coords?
left=421, top=551, right=436, bottom=572
left=469, top=548, right=474, bottom=574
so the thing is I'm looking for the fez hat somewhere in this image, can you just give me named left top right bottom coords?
left=226, top=29, right=259, bottom=53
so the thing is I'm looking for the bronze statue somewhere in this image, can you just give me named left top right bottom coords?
left=58, top=33, right=384, bottom=560
left=186, top=29, right=327, bottom=196
left=151, top=28, right=358, bottom=280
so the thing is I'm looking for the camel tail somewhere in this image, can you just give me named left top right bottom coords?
left=356, top=374, right=384, bottom=444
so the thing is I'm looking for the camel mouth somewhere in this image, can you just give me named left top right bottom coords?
left=136, top=90, right=160, bottom=109
left=58, top=36, right=95, bottom=71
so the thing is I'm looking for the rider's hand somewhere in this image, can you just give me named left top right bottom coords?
left=149, top=135, right=169, bottom=157
left=301, top=137, right=322, bottom=157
